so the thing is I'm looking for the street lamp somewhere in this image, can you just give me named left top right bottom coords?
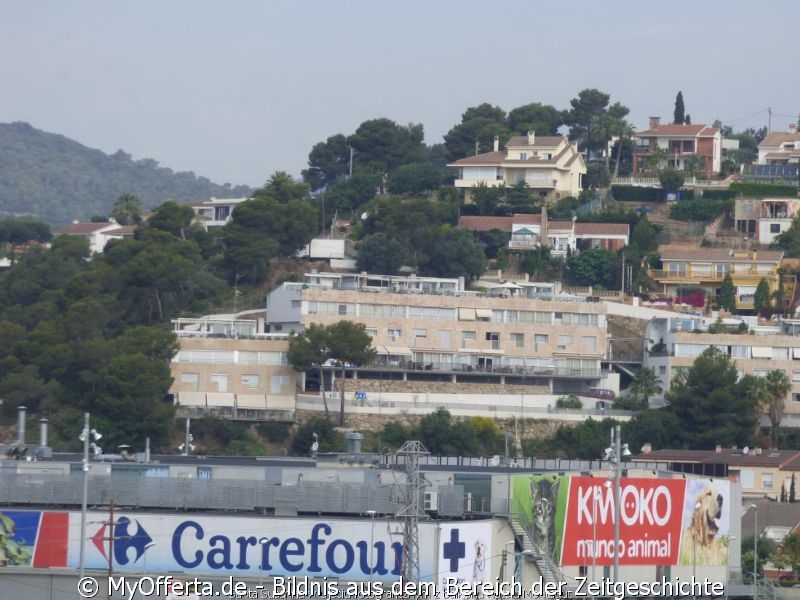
left=78, top=413, right=102, bottom=580
left=366, top=510, right=377, bottom=587
left=603, top=424, right=630, bottom=583
left=748, top=504, right=758, bottom=600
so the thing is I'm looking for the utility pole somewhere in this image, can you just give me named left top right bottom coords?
left=768, top=108, right=772, bottom=134
left=396, top=441, right=429, bottom=588
left=105, top=500, right=117, bottom=600
left=349, top=146, right=354, bottom=177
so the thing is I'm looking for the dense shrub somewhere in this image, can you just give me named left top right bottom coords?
left=669, top=198, right=733, bottom=222
left=730, top=182, right=798, bottom=197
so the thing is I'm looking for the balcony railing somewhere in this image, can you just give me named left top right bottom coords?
left=649, top=269, right=775, bottom=282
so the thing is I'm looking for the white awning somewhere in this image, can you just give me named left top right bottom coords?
left=793, top=348, right=800, bottom=359
left=458, top=308, right=476, bottom=321
left=382, top=346, right=413, bottom=356
left=458, top=348, right=505, bottom=355
left=751, top=346, right=772, bottom=358
left=475, top=308, right=492, bottom=319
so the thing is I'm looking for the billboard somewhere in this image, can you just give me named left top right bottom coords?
left=435, top=522, right=494, bottom=599
left=0, top=510, right=496, bottom=582
left=512, top=475, right=731, bottom=567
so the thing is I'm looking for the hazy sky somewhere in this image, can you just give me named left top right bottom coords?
left=2, top=1, right=798, bottom=188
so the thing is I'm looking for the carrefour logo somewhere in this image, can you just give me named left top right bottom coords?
left=92, top=517, right=153, bottom=565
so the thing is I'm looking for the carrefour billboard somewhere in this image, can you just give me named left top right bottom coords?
left=0, top=509, right=494, bottom=582
left=512, top=475, right=731, bottom=567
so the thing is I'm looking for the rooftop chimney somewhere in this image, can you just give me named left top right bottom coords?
left=527, top=131, right=535, bottom=145
left=39, top=418, right=49, bottom=447
left=715, top=444, right=722, bottom=454
left=16, top=405, right=26, bottom=445
left=493, top=136, right=499, bottom=152
left=649, top=116, right=661, bottom=130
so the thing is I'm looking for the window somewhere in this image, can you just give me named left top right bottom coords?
left=534, top=334, right=549, bottom=345
left=210, top=374, right=228, bottom=392
left=510, top=333, right=524, bottom=348
left=659, top=366, right=667, bottom=376
left=338, top=304, right=347, bottom=316
left=180, top=373, right=199, bottom=391
left=519, top=152, right=527, bottom=160
left=771, top=223, right=781, bottom=234
left=773, top=347, right=790, bottom=360
left=462, top=331, right=476, bottom=343
left=291, top=300, right=301, bottom=308
left=388, top=328, right=402, bottom=342
left=582, top=336, right=596, bottom=351
left=271, top=376, right=289, bottom=394
left=366, top=328, right=377, bottom=339
left=437, top=330, right=452, bottom=349
left=242, top=374, right=260, bottom=389
left=762, top=473, right=773, bottom=489
left=557, top=335, right=572, bottom=350
left=413, top=329, right=427, bottom=344
left=753, top=369, right=768, bottom=378
left=793, top=372, right=800, bottom=383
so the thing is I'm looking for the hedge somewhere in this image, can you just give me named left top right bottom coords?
left=669, top=198, right=734, bottom=222
left=700, top=189, right=738, bottom=200
left=611, top=186, right=694, bottom=202
left=729, top=182, right=798, bottom=197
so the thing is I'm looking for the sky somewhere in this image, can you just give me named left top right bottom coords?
left=1, top=1, right=798, bottom=189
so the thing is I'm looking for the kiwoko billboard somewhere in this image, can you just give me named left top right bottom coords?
left=0, top=510, right=493, bottom=580
left=512, top=475, right=731, bottom=567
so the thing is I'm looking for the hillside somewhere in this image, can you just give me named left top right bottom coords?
left=0, top=122, right=252, bottom=226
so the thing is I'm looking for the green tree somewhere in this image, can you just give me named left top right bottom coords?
left=146, top=201, right=196, bottom=240
left=566, top=247, right=616, bottom=287
left=290, top=416, right=344, bottom=455
left=565, top=88, right=611, bottom=158
left=720, top=272, right=736, bottom=312
left=302, top=134, right=350, bottom=191
left=386, top=163, right=444, bottom=195
left=629, top=367, right=662, bottom=406
left=506, top=103, right=563, bottom=136
left=419, top=228, right=486, bottom=282
left=443, top=103, right=509, bottom=160
left=754, top=278, right=772, bottom=316
left=666, top=347, right=761, bottom=448
left=792, top=473, right=797, bottom=503
left=673, top=91, right=685, bottom=125
left=585, top=163, right=611, bottom=190
left=682, top=154, right=706, bottom=178
left=111, top=193, right=143, bottom=225
left=761, top=370, right=792, bottom=447
left=418, top=408, right=481, bottom=456
left=520, top=246, right=552, bottom=279
left=326, top=321, right=377, bottom=425
left=259, top=171, right=311, bottom=204
left=287, top=323, right=333, bottom=417
left=356, top=233, right=405, bottom=275
left=658, top=167, right=685, bottom=193
left=775, top=216, right=800, bottom=257
left=349, top=118, right=426, bottom=174
left=325, top=171, right=382, bottom=215
left=471, top=183, right=504, bottom=216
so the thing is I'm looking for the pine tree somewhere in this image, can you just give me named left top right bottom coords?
left=720, top=272, right=736, bottom=312
left=791, top=473, right=797, bottom=503
left=684, top=114, right=691, bottom=125
left=674, top=91, right=685, bottom=125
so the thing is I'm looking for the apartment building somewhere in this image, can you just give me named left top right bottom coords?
left=649, top=246, right=784, bottom=311
left=644, top=314, right=800, bottom=421
left=266, top=272, right=614, bottom=396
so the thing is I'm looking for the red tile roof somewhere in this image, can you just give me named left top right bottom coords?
left=449, top=151, right=507, bottom=166
left=636, top=124, right=719, bottom=138
left=57, top=222, right=118, bottom=235
left=575, top=222, right=630, bottom=235
left=457, top=215, right=516, bottom=232
left=759, top=132, right=800, bottom=148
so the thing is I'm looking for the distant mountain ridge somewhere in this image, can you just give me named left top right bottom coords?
left=0, top=121, right=252, bottom=226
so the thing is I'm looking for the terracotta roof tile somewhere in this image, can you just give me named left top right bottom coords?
left=759, top=132, right=800, bottom=148
left=505, top=135, right=565, bottom=148
left=448, top=151, right=506, bottom=166
left=57, top=222, right=119, bottom=235
left=636, top=124, right=718, bottom=137
left=457, top=216, right=515, bottom=232
left=575, top=222, right=630, bottom=235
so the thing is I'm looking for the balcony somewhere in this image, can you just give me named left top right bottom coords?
left=649, top=269, right=775, bottom=283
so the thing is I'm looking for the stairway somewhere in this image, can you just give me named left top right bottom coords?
left=509, top=516, right=563, bottom=586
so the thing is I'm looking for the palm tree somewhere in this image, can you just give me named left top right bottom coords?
left=763, top=370, right=791, bottom=447
left=630, top=366, right=662, bottom=406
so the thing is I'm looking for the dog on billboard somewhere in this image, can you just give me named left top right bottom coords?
left=680, top=483, right=726, bottom=565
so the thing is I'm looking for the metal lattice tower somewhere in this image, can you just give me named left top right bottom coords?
left=395, top=440, right=429, bottom=583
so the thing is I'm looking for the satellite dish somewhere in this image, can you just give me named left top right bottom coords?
left=743, top=446, right=750, bottom=456
left=490, top=455, right=501, bottom=467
